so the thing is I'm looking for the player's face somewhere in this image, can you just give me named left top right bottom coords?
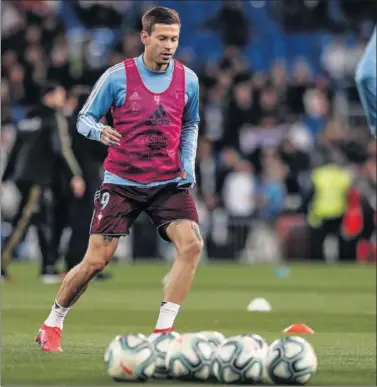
left=142, top=24, right=180, bottom=66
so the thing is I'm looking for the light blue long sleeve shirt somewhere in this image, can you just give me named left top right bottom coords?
left=77, top=54, right=200, bottom=187
left=355, top=28, right=376, bottom=136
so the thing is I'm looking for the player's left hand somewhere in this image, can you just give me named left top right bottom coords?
left=71, top=176, right=86, bottom=198
left=100, top=126, right=122, bottom=147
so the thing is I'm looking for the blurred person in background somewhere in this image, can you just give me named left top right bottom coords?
left=1, top=83, right=85, bottom=281
left=222, top=159, right=256, bottom=258
left=310, top=119, right=348, bottom=168
left=269, top=0, right=342, bottom=33
left=278, top=127, right=312, bottom=197
left=215, top=148, right=241, bottom=197
left=201, top=86, right=225, bottom=149
left=303, top=150, right=353, bottom=261
left=72, top=1, right=123, bottom=30
left=287, top=59, right=314, bottom=117
left=223, top=76, right=257, bottom=149
left=342, top=145, right=376, bottom=263
left=49, top=89, right=79, bottom=275
left=253, top=149, right=287, bottom=262
left=256, top=84, right=286, bottom=125
left=256, top=150, right=287, bottom=222
left=195, top=137, right=221, bottom=212
left=58, top=86, right=110, bottom=280
left=201, top=0, right=250, bottom=50
left=195, top=137, right=222, bottom=255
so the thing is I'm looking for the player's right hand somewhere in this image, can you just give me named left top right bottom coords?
left=100, top=126, right=122, bottom=147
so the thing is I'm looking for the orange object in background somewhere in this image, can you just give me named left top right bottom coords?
left=283, top=323, right=314, bottom=334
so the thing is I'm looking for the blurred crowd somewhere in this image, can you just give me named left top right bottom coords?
left=1, top=0, right=376, bottom=265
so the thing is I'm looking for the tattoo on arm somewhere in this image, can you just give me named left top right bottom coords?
left=174, top=219, right=185, bottom=226
left=191, top=222, right=202, bottom=242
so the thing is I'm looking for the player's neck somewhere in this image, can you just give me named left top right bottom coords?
left=142, top=53, right=169, bottom=72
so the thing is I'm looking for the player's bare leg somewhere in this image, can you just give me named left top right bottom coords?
left=154, top=220, right=203, bottom=332
left=55, top=235, right=119, bottom=307
left=37, top=235, right=119, bottom=351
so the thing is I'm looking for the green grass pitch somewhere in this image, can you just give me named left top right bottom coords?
left=1, top=261, right=376, bottom=386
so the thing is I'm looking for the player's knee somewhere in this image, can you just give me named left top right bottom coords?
left=179, top=238, right=203, bottom=259
left=83, top=257, right=107, bottom=275
left=83, top=249, right=109, bottom=273
left=84, top=236, right=117, bottom=270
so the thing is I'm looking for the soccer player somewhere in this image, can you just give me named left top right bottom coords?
left=37, top=6, right=203, bottom=352
left=355, top=27, right=376, bottom=137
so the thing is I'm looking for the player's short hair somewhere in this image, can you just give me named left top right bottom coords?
left=142, top=6, right=180, bottom=35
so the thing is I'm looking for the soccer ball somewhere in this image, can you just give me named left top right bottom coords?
left=212, top=335, right=266, bottom=384
left=165, top=333, right=214, bottom=381
left=241, top=333, right=269, bottom=356
left=267, top=336, right=318, bottom=385
left=200, top=331, right=226, bottom=381
left=147, top=332, right=180, bottom=379
left=104, top=333, right=156, bottom=381
left=200, top=330, right=226, bottom=347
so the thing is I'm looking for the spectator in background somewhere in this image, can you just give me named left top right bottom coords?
left=223, top=159, right=256, bottom=257
left=269, top=0, right=342, bottom=33
left=342, top=148, right=376, bottom=263
left=202, top=0, right=250, bottom=50
left=195, top=137, right=220, bottom=212
left=2, top=50, right=19, bottom=78
left=73, top=1, right=123, bottom=29
left=112, top=30, right=144, bottom=59
left=321, top=34, right=365, bottom=84
left=1, top=77, right=12, bottom=126
left=278, top=131, right=311, bottom=197
left=256, top=85, right=286, bottom=125
left=256, top=151, right=287, bottom=222
left=270, top=60, right=289, bottom=101
left=304, top=153, right=353, bottom=261
left=287, top=59, right=314, bottom=117
left=217, top=148, right=241, bottom=193
left=223, top=76, right=257, bottom=149
left=47, top=35, right=72, bottom=89
left=310, top=119, right=348, bottom=168
left=23, top=43, right=47, bottom=93
left=201, top=86, right=225, bottom=147
left=7, top=63, right=29, bottom=106
left=302, top=86, right=330, bottom=140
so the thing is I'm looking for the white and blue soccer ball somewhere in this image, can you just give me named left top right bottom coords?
left=200, top=330, right=226, bottom=348
left=241, top=333, right=269, bottom=356
left=104, top=333, right=156, bottom=382
left=147, top=331, right=180, bottom=379
left=212, top=335, right=266, bottom=384
left=267, top=336, right=318, bottom=385
left=165, top=333, right=214, bottom=381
